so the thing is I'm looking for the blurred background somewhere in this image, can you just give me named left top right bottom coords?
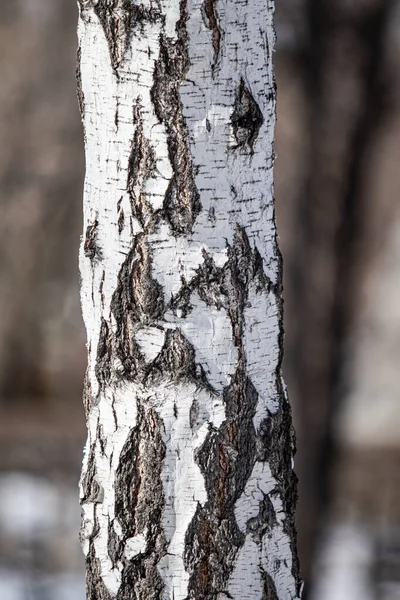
left=0, top=0, right=399, bottom=598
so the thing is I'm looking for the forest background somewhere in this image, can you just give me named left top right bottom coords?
left=0, top=1, right=399, bottom=599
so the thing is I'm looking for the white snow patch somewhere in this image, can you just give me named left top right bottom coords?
left=0, top=473, right=58, bottom=537
left=310, top=522, right=374, bottom=600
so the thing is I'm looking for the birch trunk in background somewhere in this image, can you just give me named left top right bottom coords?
left=77, top=1, right=302, bottom=599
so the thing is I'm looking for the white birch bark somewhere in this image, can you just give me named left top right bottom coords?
left=77, top=1, right=302, bottom=598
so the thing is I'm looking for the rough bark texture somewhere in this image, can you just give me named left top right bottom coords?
left=78, top=1, right=302, bottom=599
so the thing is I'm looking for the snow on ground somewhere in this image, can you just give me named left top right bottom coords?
left=0, top=472, right=84, bottom=599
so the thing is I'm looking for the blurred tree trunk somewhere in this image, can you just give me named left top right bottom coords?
left=0, top=0, right=84, bottom=403
left=77, top=1, right=302, bottom=599
left=283, top=0, right=394, bottom=592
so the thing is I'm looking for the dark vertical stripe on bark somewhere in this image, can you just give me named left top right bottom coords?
left=116, top=401, right=167, bottom=600
left=150, top=0, right=201, bottom=235
left=202, top=0, right=222, bottom=71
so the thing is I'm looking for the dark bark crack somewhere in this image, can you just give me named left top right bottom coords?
left=117, top=197, right=125, bottom=234
left=146, top=328, right=196, bottom=384
left=127, top=102, right=158, bottom=229
left=231, top=78, right=264, bottom=153
left=81, top=443, right=98, bottom=504
left=109, top=235, right=165, bottom=379
left=261, top=571, right=279, bottom=600
left=83, top=370, right=93, bottom=417
left=151, top=0, right=201, bottom=235
left=115, top=400, right=165, bottom=537
left=118, top=208, right=125, bottom=234
left=115, top=399, right=166, bottom=600
left=76, top=46, right=85, bottom=120
left=176, top=225, right=301, bottom=597
left=84, top=219, right=101, bottom=260
left=181, top=228, right=262, bottom=598
left=86, top=545, right=114, bottom=600
left=95, top=318, right=112, bottom=389
left=201, top=0, right=221, bottom=72
left=247, top=492, right=277, bottom=538
left=108, top=518, right=123, bottom=565
left=80, top=1, right=164, bottom=72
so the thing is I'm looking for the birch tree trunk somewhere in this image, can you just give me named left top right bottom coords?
left=77, top=1, right=302, bottom=599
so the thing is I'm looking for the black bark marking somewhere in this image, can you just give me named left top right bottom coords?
left=95, top=318, right=112, bottom=389
left=127, top=236, right=165, bottom=324
left=115, top=98, right=119, bottom=129
left=184, top=380, right=258, bottom=599
left=208, top=205, right=216, bottom=225
left=84, top=219, right=101, bottom=260
left=170, top=251, right=227, bottom=317
left=115, top=400, right=166, bottom=600
left=76, top=46, right=85, bottom=120
left=79, top=1, right=163, bottom=72
left=117, top=196, right=125, bottom=233
left=185, top=503, right=245, bottom=599
left=151, top=0, right=201, bottom=235
left=201, top=0, right=221, bottom=72
left=258, top=402, right=301, bottom=590
left=177, top=226, right=301, bottom=597
left=189, top=397, right=200, bottom=429
left=108, top=518, right=123, bottom=565
left=86, top=546, right=114, bottom=600
left=127, top=103, right=158, bottom=228
left=258, top=402, right=297, bottom=505
left=81, top=443, right=98, bottom=504
left=110, top=235, right=165, bottom=379
left=115, top=400, right=165, bottom=537
left=195, top=251, right=227, bottom=311
left=97, top=422, right=107, bottom=456
left=183, top=228, right=259, bottom=599
left=146, top=328, right=196, bottom=384
left=253, top=246, right=274, bottom=294
left=261, top=571, right=279, bottom=600
left=120, top=559, right=165, bottom=600
left=170, top=277, right=194, bottom=318
left=231, top=78, right=264, bottom=152
left=118, top=208, right=125, bottom=234
left=247, top=493, right=277, bottom=537
left=83, top=370, right=93, bottom=416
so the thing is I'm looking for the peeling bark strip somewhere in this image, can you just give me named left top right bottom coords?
left=78, top=0, right=301, bottom=599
